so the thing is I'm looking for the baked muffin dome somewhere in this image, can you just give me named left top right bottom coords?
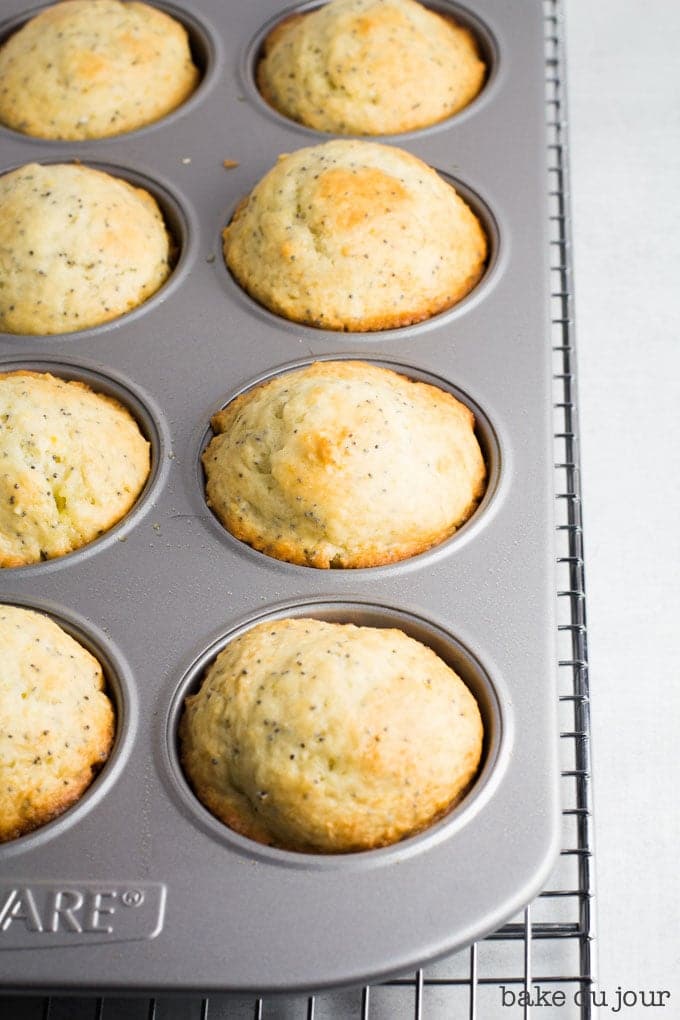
left=222, top=140, right=487, bottom=331
left=180, top=618, right=483, bottom=853
left=0, top=605, right=115, bottom=842
left=0, top=163, right=172, bottom=335
left=258, top=0, right=485, bottom=135
left=0, top=371, right=150, bottom=567
left=0, top=0, right=199, bottom=140
left=203, top=361, right=486, bottom=568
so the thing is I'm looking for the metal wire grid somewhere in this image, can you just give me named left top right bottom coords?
left=0, top=3, right=595, bottom=1017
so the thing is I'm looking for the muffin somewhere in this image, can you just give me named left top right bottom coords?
left=0, top=162, right=173, bottom=335
left=0, top=371, right=150, bottom=567
left=180, top=618, right=483, bottom=853
left=0, top=0, right=199, bottom=140
left=258, top=0, right=485, bottom=135
left=203, top=361, right=486, bottom=568
left=0, top=604, right=115, bottom=842
left=222, top=139, right=487, bottom=331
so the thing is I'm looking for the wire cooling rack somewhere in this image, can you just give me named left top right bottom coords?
left=0, top=3, right=595, bottom=1017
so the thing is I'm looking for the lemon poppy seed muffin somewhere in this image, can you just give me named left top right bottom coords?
left=0, top=163, right=173, bottom=335
left=258, top=0, right=485, bottom=136
left=0, top=0, right=199, bottom=141
left=0, top=371, right=150, bottom=567
left=203, top=361, right=485, bottom=568
left=222, top=140, right=487, bottom=331
left=0, top=605, right=115, bottom=842
left=180, top=618, right=483, bottom=853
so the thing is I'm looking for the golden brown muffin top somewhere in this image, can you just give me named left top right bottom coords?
left=203, top=361, right=486, bottom=568
left=0, top=604, right=115, bottom=842
left=180, top=618, right=483, bottom=852
left=0, top=0, right=199, bottom=140
left=0, top=371, right=150, bottom=567
left=223, top=140, right=487, bottom=331
left=258, top=0, right=485, bottom=135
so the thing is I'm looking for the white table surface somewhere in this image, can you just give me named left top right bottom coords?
left=565, top=0, right=680, bottom=1004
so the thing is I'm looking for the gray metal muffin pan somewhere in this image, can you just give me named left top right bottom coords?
left=0, top=0, right=559, bottom=995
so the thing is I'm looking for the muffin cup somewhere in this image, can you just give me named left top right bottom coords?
left=0, top=159, right=196, bottom=340
left=196, top=355, right=502, bottom=570
left=0, top=1, right=221, bottom=143
left=0, top=355, right=170, bottom=570
left=244, top=0, right=500, bottom=140
left=218, top=167, right=502, bottom=335
left=166, top=600, right=506, bottom=861
left=0, top=597, right=136, bottom=857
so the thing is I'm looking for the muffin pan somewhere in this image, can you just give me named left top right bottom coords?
left=0, top=0, right=558, bottom=995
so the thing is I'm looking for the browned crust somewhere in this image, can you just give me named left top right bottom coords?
left=206, top=495, right=483, bottom=569
left=188, top=776, right=473, bottom=853
left=0, top=719, right=114, bottom=843
left=180, top=710, right=476, bottom=854
left=222, top=217, right=487, bottom=333
left=0, top=552, right=32, bottom=568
